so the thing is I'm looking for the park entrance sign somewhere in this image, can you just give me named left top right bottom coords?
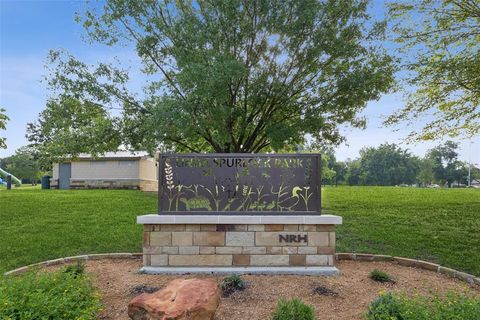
left=158, top=154, right=321, bottom=215
left=137, top=153, right=342, bottom=275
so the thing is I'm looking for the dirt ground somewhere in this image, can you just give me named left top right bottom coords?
left=71, top=259, right=479, bottom=320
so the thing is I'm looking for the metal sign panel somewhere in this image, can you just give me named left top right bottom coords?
left=158, top=154, right=321, bottom=215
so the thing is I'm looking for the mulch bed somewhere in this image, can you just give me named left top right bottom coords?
left=51, top=259, right=480, bottom=320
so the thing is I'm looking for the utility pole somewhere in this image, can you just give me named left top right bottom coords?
left=468, top=162, right=471, bottom=187
left=468, top=141, right=473, bottom=187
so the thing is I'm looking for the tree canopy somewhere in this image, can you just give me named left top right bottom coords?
left=426, top=140, right=468, bottom=187
left=30, top=0, right=395, bottom=158
left=386, top=0, right=480, bottom=141
left=0, top=108, right=8, bottom=149
left=417, top=158, right=435, bottom=187
left=352, top=143, right=420, bottom=186
left=320, top=141, right=472, bottom=187
left=26, top=97, right=120, bottom=168
left=0, top=146, right=42, bottom=183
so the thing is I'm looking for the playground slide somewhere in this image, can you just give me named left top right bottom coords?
left=0, top=167, right=21, bottom=186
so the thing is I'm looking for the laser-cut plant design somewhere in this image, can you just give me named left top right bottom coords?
left=164, top=161, right=175, bottom=211
left=270, top=182, right=290, bottom=211
left=203, top=177, right=223, bottom=211
left=234, top=183, right=255, bottom=211
left=249, top=185, right=272, bottom=211
left=161, top=155, right=320, bottom=213
left=221, top=178, right=239, bottom=211
left=222, top=197, right=236, bottom=211
left=163, top=161, right=201, bottom=211
left=174, top=184, right=193, bottom=211
left=298, top=186, right=312, bottom=210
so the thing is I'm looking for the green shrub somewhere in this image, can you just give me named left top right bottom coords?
left=220, top=274, right=246, bottom=297
left=64, top=261, right=85, bottom=277
left=367, top=293, right=403, bottom=319
left=367, top=292, right=480, bottom=320
left=0, top=267, right=102, bottom=320
left=270, top=298, right=316, bottom=320
left=369, top=269, right=393, bottom=283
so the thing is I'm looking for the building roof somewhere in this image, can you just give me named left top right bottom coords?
left=76, top=151, right=152, bottom=160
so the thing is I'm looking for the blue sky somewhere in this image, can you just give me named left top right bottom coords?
left=0, top=0, right=478, bottom=165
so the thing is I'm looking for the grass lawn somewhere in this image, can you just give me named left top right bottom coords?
left=324, top=186, right=480, bottom=276
left=0, top=189, right=156, bottom=274
left=0, top=187, right=479, bottom=275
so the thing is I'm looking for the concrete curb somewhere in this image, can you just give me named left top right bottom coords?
left=4, top=252, right=480, bottom=286
left=336, top=253, right=480, bottom=285
left=3, top=253, right=142, bottom=276
left=140, top=266, right=340, bottom=276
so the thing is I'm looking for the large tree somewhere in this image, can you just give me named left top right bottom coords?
left=32, top=0, right=395, bottom=156
left=426, top=140, right=467, bottom=187
left=356, top=143, right=420, bottom=186
left=345, top=159, right=361, bottom=185
left=0, top=108, right=8, bottom=149
left=470, top=165, right=480, bottom=182
left=320, top=151, right=348, bottom=186
left=27, top=97, right=120, bottom=168
left=417, top=158, right=435, bottom=187
left=386, top=0, right=480, bottom=140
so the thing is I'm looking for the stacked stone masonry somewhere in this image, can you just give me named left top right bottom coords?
left=143, top=224, right=336, bottom=267
left=50, top=178, right=158, bottom=191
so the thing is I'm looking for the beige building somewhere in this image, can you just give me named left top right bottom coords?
left=51, top=151, right=158, bottom=191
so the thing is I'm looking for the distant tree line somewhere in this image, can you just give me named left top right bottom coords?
left=322, top=141, right=479, bottom=188
left=0, top=146, right=43, bottom=184
left=1, top=140, right=477, bottom=187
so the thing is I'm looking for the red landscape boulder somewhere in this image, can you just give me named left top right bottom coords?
left=128, top=278, right=220, bottom=320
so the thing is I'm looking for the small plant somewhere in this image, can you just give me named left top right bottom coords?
left=64, top=261, right=85, bottom=277
left=369, top=269, right=393, bottom=283
left=367, top=292, right=480, bottom=320
left=220, top=274, right=246, bottom=297
left=0, top=266, right=102, bottom=319
left=270, top=298, right=316, bottom=320
left=367, top=293, right=403, bottom=319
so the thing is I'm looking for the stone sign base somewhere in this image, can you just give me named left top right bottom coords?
left=137, top=215, right=342, bottom=275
